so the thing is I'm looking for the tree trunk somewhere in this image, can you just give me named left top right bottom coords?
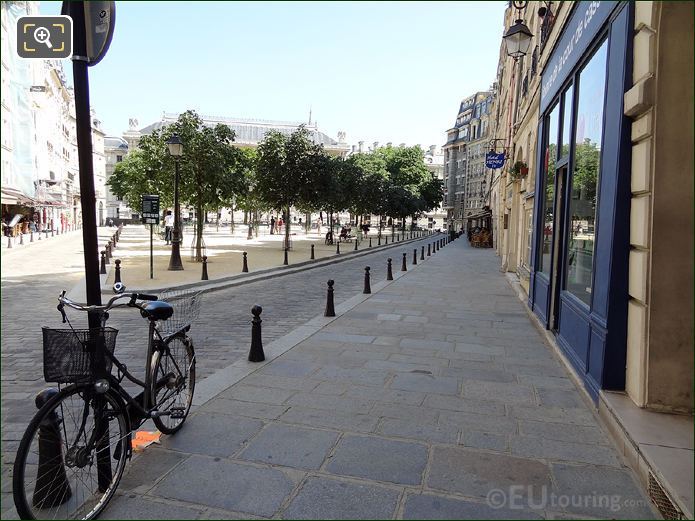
left=243, top=210, right=248, bottom=225
left=216, top=207, right=220, bottom=232
left=305, top=212, right=311, bottom=233
left=195, top=205, right=204, bottom=262
left=230, top=202, right=235, bottom=232
left=378, top=215, right=383, bottom=238
left=285, top=205, right=291, bottom=250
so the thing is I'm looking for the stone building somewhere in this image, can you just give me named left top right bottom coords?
left=442, top=92, right=493, bottom=232
left=488, top=1, right=693, bottom=517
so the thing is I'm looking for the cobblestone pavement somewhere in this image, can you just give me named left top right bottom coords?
left=0, top=228, right=441, bottom=497
left=89, top=238, right=655, bottom=520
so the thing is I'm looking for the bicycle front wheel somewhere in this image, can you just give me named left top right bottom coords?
left=13, top=384, right=129, bottom=520
left=150, top=336, right=195, bottom=434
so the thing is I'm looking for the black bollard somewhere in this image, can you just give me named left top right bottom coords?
left=242, top=251, right=249, bottom=272
left=324, top=280, right=336, bottom=317
left=385, top=236, right=388, bottom=245
left=387, top=258, right=393, bottom=280
left=336, top=241, right=340, bottom=255
left=413, top=248, right=417, bottom=265
left=283, top=247, right=289, bottom=265
left=427, top=243, right=431, bottom=256
left=100, top=251, right=107, bottom=274
left=248, top=305, right=265, bottom=362
left=363, top=266, right=371, bottom=294
left=310, top=244, right=315, bottom=260
left=114, top=259, right=122, bottom=284
left=7, top=236, right=12, bottom=249
left=201, top=255, right=209, bottom=280
left=104, top=244, right=110, bottom=265
left=421, top=246, right=425, bottom=261
left=378, top=235, right=381, bottom=246
left=369, top=237, right=372, bottom=248
left=32, top=388, right=72, bottom=508
left=401, top=252, right=407, bottom=272
left=354, top=238, right=358, bottom=251
left=106, top=241, right=112, bottom=260
left=112, top=235, right=117, bottom=249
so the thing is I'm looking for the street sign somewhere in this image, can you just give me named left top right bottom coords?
left=141, top=194, right=160, bottom=225
left=61, top=1, right=115, bottom=66
left=485, top=152, right=505, bottom=169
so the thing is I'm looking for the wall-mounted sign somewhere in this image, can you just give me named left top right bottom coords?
left=485, top=152, right=506, bottom=169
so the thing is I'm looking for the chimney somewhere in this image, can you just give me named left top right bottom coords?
left=358, top=141, right=364, bottom=153
left=373, top=141, right=379, bottom=150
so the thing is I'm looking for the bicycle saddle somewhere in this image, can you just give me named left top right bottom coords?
left=141, top=301, right=174, bottom=321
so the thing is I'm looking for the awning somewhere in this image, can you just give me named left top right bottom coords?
left=1, top=187, right=36, bottom=206
left=466, top=210, right=492, bottom=221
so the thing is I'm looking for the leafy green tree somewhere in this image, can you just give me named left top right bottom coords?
left=255, top=125, right=324, bottom=248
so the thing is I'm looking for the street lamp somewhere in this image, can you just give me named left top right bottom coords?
left=167, top=134, right=184, bottom=271
left=503, top=1, right=534, bottom=60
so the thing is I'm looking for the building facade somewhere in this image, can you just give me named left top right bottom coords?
left=1, top=1, right=106, bottom=230
left=485, top=2, right=693, bottom=516
left=442, top=92, right=493, bottom=233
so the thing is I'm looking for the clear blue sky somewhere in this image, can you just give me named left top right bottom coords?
left=41, top=1, right=506, bottom=148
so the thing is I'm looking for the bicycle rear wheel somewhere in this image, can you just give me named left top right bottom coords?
left=13, top=384, right=129, bottom=520
left=150, top=336, right=195, bottom=434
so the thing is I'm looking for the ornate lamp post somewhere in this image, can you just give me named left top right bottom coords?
left=167, top=134, right=184, bottom=271
left=502, top=2, right=534, bottom=60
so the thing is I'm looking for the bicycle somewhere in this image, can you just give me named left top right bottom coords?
left=12, top=288, right=201, bottom=520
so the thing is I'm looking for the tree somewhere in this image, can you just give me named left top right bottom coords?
left=108, top=110, right=249, bottom=262
left=255, top=126, right=323, bottom=249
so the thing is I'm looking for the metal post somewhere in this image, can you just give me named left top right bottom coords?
left=32, top=388, right=72, bottom=508
left=283, top=247, right=289, bottom=265
left=149, top=225, right=153, bottom=280
left=201, top=255, right=209, bottom=280
left=168, top=157, right=184, bottom=270
left=100, top=251, right=106, bottom=274
left=378, top=235, right=381, bottom=246
left=369, top=237, right=372, bottom=248
left=324, top=280, right=336, bottom=317
left=401, top=252, right=407, bottom=271
left=413, top=248, right=417, bottom=265
left=248, top=305, right=265, bottom=362
left=114, top=259, right=122, bottom=284
left=385, top=236, right=388, bottom=245
left=310, top=244, right=315, bottom=260
left=336, top=241, right=340, bottom=255
left=354, top=238, right=358, bottom=251
left=242, top=251, right=249, bottom=272
left=421, top=246, right=425, bottom=261
left=104, top=244, right=110, bottom=265
left=387, top=258, right=393, bottom=280
left=363, top=266, right=371, bottom=294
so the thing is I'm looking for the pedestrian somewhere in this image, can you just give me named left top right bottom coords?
left=164, top=210, right=174, bottom=245
left=270, top=216, right=275, bottom=235
left=278, top=217, right=283, bottom=233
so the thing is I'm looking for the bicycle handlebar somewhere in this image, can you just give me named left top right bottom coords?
left=58, top=291, right=159, bottom=314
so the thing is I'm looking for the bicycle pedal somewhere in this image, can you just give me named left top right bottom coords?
left=169, top=407, right=186, bottom=419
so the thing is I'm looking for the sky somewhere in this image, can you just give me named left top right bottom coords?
left=40, top=1, right=506, bottom=149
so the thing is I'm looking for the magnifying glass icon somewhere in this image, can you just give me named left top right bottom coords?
left=33, top=26, right=53, bottom=49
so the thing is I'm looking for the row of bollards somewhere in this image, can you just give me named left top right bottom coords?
left=246, top=231, right=456, bottom=362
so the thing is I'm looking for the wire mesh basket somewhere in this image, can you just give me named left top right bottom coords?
left=157, top=289, right=203, bottom=335
left=42, top=327, right=118, bottom=384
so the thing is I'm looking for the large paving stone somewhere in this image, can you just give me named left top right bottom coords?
left=119, top=448, right=188, bottom=491
left=258, top=359, right=321, bottom=378
left=101, top=494, right=205, bottom=519
left=221, top=385, right=297, bottom=405
left=462, top=381, right=536, bottom=405
left=279, top=406, right=379, bottom=433
left=536, top=388, right=584, bottom=408
left=238, top=423, right=339, bottom=469
left=285, top=392, right=373, bottom=414
left=160, top=412, right=263, bottom=458
left=423, top=394, right=506, bottom=416
left=283, top=476, right=400, bottom=519
left=518, top=420, right=610, bottom=445
left=201, top=397, right=289, bottom=420
left=403, top=493, right=543, bottom=520
left=379, top=417, right=459, bottom=444
left=390, top=373, right=459, bottom=395
left=427, top=446, right=552, bottom=499
left=551, top=463, right=657, bottom=519
left=151, top=455, right=294, bottom=517
left=325, top=434, right=428, bottom=485
left=510, top=436, right=621, bottom=466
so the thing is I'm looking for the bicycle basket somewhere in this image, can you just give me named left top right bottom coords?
left=157, top=289, right=203, bottom=335
left=42, top=327, right=118, bottom=384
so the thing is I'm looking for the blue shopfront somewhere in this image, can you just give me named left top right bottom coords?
left=528, top=1, right=633, bottom=400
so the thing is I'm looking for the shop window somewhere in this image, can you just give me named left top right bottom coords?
left=540, top=103, right=559, bottom=275
left=524, top=208, right=534, bottom=268
left=560, top=84, right=574, bottom=158
left=565, top=40, right=608, bottom=306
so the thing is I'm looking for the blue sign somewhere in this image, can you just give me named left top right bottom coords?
left=540, top=1, right=618, bottom=112
left=485, top=152, right=505, bottom=169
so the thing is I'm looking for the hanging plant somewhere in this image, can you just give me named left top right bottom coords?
left=509, top=160, right=529, bottom=180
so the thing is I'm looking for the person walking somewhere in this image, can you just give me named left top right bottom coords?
left=164, top=210, right=174, bottom=245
